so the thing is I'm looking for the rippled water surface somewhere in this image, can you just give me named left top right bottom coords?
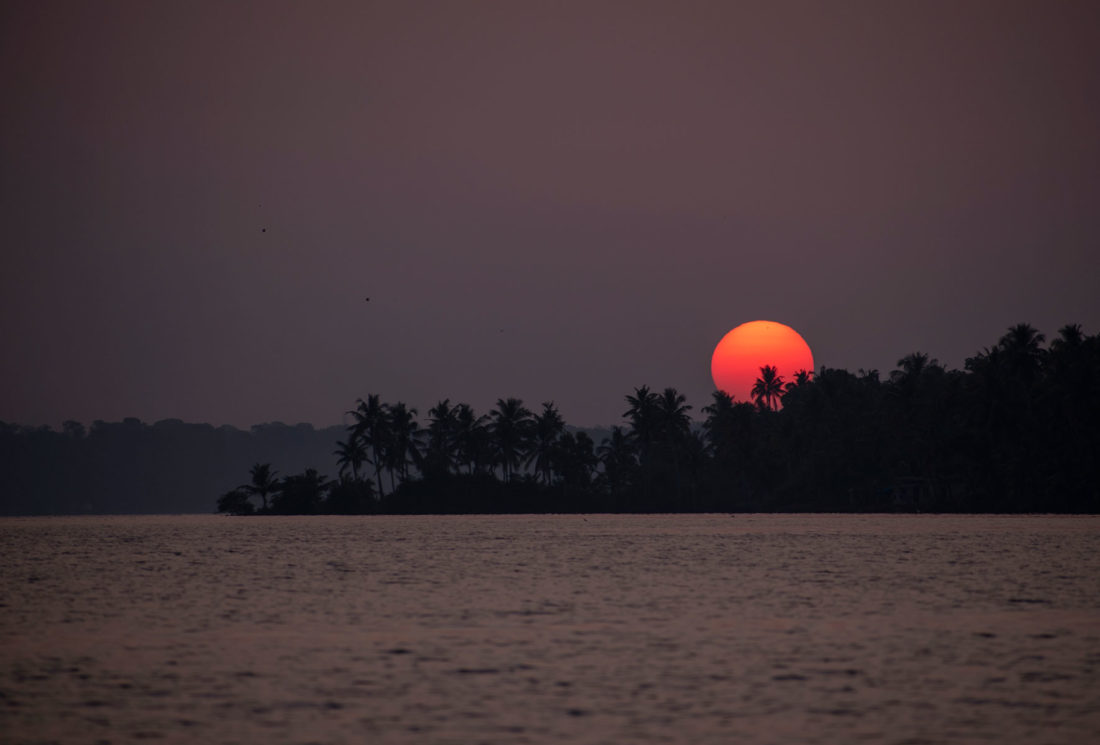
left=2, top=514, right=1099, bottom=744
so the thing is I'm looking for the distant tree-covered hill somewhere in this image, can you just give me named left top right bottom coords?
left=0, top=419, right=346, bottom=515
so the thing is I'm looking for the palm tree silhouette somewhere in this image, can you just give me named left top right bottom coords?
left=785, top=369, right=812, bottom=394
left=998, top=323, right=1047, bottom=387
left=656, top=387, right=692, bottom=441
left=489, top=397, right=533, bottom=482
left=384, top=402, right=420, bottom=489
left=425, top=399, right=459, bottom=477
left=623, top=385, right=659, bottom=455
left=752, top=366, right=785, bottom=411
left=527, top=402, right=565, bottom=484
left=1001, top=322, right=1046, bottom=356
left=890, top=352, right=939, bottom=390
left=596, top=425, right=636, bottom=498
left=702, top=390, right=735, bottom=438
left=334, top=435, right=367, bottom=482
left=655, top=387, right=693, bottom=501
left=244, top=463, right=279, bottom=511
left=702, top=390, right=742, bottom=473
left=1047, top=324, right=1090, bottom=408
left=1051, top=323, right=1083, bottom=352
left=454, top=403, right=490, bottom=475
left=623, top=386, right=660, bottom=501
left=349, top=394, right=389, bottom=497
left=551, top=431, right=598, bottom=492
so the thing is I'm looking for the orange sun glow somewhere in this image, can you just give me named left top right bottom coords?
left=711, top=320, right=814, bottom=405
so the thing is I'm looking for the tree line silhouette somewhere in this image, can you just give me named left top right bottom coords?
left=216, top=323, right=1099, bottom=515
left=0, top=420, right=345, bottom=515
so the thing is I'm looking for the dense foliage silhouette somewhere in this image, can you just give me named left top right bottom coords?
left=2, top=324, right=1097, bottom=515
left=210, top=323, right=1099, bottom=515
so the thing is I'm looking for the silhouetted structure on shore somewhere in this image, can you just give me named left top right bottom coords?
left=2, top=324, right=1098, bottom=515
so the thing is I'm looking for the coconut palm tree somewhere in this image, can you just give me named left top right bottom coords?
left=623, top=385, right=659, bottom=456
left=488, top=397, right=533, bottom=482
left=999, top=323, right=1046, bottom=364
left=656, top=387, right=692, bottom=442
left=349, top=394, right=389, bottom=497
left=454, top=403, right=491, bottom=475
left=333, top=435, right=367, bottom=482
left=1051, top=323, right=1083, bottom=353
left=384, top=402, right=420, bottom=489
left=527, top=402, right=565, bottom=484
left=1045, top=324, right=1100, bottom=511
left=622, top=385, right=663, bottom=502
left=424, top=399, right=459, bottom=477
left=596, top=425, right=636, bottom=497
left=785, top=369, right=812, bottom=394
left=650, top=387, right=695, bottom=501
left=890, top=352, right=940, bottom=393
left=551, top=431, right=598, bottom=491
left=752, top=366, right=785, bottom=411
left=886, top=353, right=950, bottom=508
left=702, top=390, right=739, bottom=465
left=244, top=462, right=279, bottom=511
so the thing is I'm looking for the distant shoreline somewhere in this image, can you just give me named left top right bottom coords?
left=3, top=323, right=1098, bottom=517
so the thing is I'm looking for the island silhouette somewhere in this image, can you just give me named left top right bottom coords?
left=211, top=322, right=1098, bottom=515
left=1, top=323, right=1096, bottom=515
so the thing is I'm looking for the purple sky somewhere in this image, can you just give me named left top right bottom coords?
left=3, top=1, right=1099, bottom=429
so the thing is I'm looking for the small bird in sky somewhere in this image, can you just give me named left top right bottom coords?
left=365, top=297, right=370, bottom=302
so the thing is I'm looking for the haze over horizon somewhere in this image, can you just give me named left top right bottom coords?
left=3, top=1, right=1098, bottom=429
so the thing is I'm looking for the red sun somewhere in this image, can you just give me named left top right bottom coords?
left=711, top=320, right=814, bottom=404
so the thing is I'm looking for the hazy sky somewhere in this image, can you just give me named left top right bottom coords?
left=3, top=1, right=1098, bottom=428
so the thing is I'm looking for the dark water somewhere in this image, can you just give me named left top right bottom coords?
left=2, top=514, right=1099, bottom=744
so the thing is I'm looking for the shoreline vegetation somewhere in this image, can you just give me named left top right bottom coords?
left=218, top=323, right=1097, bottom=516
left=2, top=323, right=1097, bottom=516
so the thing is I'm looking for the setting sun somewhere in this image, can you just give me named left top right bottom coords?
left=711, top=321, right=814, bottom=404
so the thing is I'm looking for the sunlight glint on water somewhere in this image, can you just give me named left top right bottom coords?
left=2, top=514, right=1099, bottom=744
